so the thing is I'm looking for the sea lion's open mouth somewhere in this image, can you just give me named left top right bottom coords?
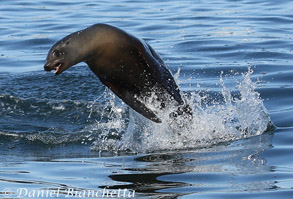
left=44, top=60, right=64, bottom=74
left=54, top=62, right=63, bottom=74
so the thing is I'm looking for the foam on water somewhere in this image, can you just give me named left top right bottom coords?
left=91, top=68, right=273, bottom=153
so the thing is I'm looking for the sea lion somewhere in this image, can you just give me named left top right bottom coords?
left=44, top=23, right=188, bottom=123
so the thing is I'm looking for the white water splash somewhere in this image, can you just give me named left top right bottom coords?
left=91, top=68, right=273, bottom=153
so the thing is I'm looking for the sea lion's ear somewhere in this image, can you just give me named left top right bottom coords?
left=139, top=41, right=184, bottom=105
left=101, top=80, right=162, bottom=123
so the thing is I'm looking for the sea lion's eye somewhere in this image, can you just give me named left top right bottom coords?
left=53, top=50, right=61, bottom=58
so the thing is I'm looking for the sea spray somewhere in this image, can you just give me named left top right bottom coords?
left=91, top=68, right=273, bottom=153
left=0, top=68, right=273, bottom=152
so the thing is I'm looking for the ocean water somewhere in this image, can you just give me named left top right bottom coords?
left=0, top=0, right=293, bottom=198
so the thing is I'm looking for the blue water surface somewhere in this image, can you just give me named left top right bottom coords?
left=0, top=0, right=293, bottom=198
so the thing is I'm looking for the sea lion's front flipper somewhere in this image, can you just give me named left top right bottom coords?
left=102, top=80, right=162, bottom=123
left=138, top=40, right=184, bottom=105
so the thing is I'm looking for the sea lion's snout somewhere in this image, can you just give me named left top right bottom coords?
left=44, top=63, right=51, bottom=71
left=44, top=60, right=64, bottom=75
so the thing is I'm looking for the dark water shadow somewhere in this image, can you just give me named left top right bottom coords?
left=100, top=132, right=274, bottom=198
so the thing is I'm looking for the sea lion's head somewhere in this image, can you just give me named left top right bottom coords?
left=44, top=32, right=84, bottom=75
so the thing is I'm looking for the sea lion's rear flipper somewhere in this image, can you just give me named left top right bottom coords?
left=138, top=40, right=184, bottom=105
left=102, top=80, right=162, bottom=123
